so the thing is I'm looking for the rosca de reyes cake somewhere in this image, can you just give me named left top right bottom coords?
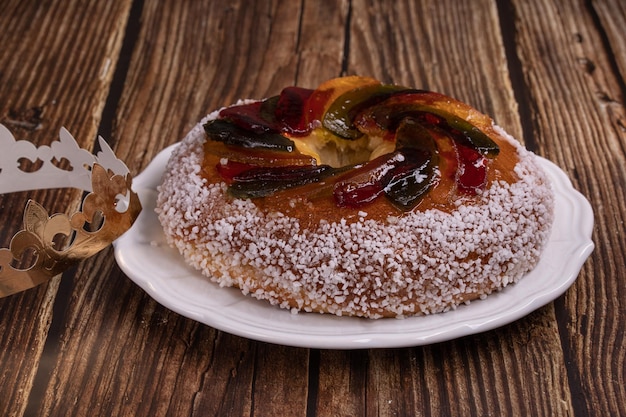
left=156, top=76, right=555, bottom=318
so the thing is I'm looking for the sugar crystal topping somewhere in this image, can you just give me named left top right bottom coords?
left=156, top=114, right=554, bottom=318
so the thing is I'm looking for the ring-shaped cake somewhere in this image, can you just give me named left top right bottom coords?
left=156, top=76, right=554, bottom=318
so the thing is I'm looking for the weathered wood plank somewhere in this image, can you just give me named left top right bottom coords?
left=27, top=251, right=220, bottom=416
left=0, top=1, right=133, bottom=416
left=509, top=0, right=626, bottom=415
left=590, top=0, right=626, bottom=88
left=316, top=350, right=368, bottom=416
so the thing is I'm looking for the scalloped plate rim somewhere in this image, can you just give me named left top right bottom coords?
left=114, top=145, right=594, bottom=349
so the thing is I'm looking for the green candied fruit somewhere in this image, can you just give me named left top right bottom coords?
left=383, top=148, right=437, bottom=209
left=429, top=109, right=499, bottom=157
left=228, top=164, right=342, bottom=198
left=322, top=84, right=416, bottom=140
left=204, top=119, right=296, bottom=152
left=383, top=119, right=439, bottom=210
left=359, top=98, right=499, bottom=157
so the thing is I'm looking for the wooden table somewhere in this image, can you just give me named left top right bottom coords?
left=1, top=1, right=624, bottom=416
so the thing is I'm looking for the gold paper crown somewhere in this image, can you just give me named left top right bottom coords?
left=0, top=124, right=142, bottom=297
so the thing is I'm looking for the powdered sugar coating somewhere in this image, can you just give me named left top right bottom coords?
left=156, top=115, right=554, bottom=318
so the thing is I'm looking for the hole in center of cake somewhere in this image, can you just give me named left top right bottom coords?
left=291, top=132, right=394, bottom=168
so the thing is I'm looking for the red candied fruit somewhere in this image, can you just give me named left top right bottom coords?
left=456, top=145, right=488, bottom=193
left=219, top=101, right=276, bottom=134
left=217, top=87, right=315, bottom=136
left=215, top=160, right=256, bottom=183
left=334, top=181, right=384, bottom=208
left=275, top=87, right=314, bottom=135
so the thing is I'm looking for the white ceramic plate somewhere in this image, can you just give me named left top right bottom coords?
left=114, top=145, right=594, bottom=349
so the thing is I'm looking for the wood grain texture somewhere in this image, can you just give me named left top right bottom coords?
left=0, top=1, right=132, bottom=416
left=1, top=0, right=623, bottom=416
left=33, top=250, right=276, bottom=417
left=591, top=0, right=626, bottom=82
left=509, top=0, right=626, bottom=415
